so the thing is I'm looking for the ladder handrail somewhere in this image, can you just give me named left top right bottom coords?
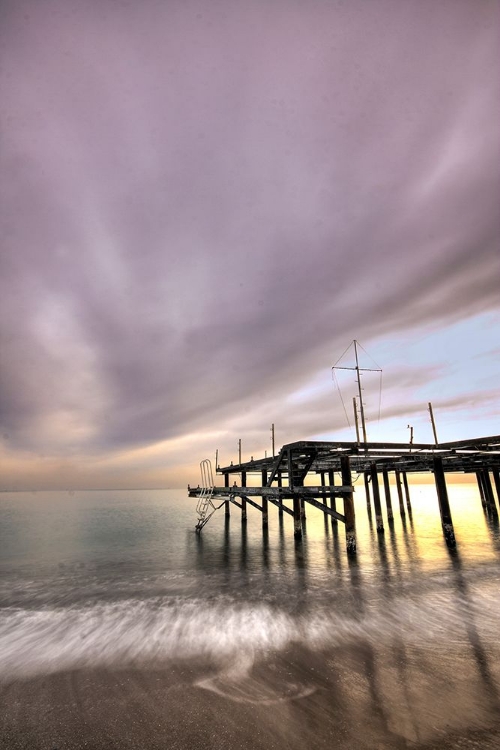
left=195, top=458, right=224, bottom=532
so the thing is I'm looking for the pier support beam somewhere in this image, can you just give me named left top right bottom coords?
left=370, top=463, right=384, bottom=533
left=241, top=471, right=247, bottom=522
left=341, top=456, right=356, bottom=554
left=328, top=469, right=338, bottom=525
left=224, top=473, right=230, bottom=517
left=300, top=498, right=306, bottom=520
left=395, top=470, right=405, bottom=516
left=261, top=469, right=269, bottom=527
left=476, top=471, right=486, bottom=508
left=382, top=469, right=394, bottom=521
left=402, top=472, right=412, bottom=512
left=493, top=470, right=500, bottom=507
left=481, top=470, right=498, bottom=518
left=287, top=450, right=302, bottom=539
left=277, top=472, right=283, bottom=517
left=433, top=456, right=456, bottom=547
left=293, top=496, right=302, bottom=538
left=364, top=471, right=371, bottom=507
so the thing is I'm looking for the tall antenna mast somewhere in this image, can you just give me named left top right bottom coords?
left=333, top=340, right=382, bottom=444
left=353, top=340, right=367, bottom=443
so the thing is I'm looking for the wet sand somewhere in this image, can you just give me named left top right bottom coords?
left=2, top=642, right=500, bottom=750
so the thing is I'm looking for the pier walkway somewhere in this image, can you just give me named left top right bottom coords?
left=188, top=435, right=500, bottom=554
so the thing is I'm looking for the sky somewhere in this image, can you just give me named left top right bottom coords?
left=1, top=0, right=499, bottom=490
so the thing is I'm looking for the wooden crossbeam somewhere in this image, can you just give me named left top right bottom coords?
left=303, top=496, right=345, bottom=523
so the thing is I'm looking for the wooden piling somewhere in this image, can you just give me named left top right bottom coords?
left=370, top=463, right=384, bottom=533
left=261, top=469, right=269, bottom=527
left=277, top=471, right=283, bottom=516
left=382, top=469, right=394, bottom=521
left=224, top=473, right=230, bottom=516
left=476, top=471, right=487, bottom=508
left=300, top=497, right=307, bottom=520
left=395, top=470, right=405, bottom=515
left=481, top=470, right=498, bottom=518
left=328, top=469, right=338, bottom=525
left=433, top=456, right=456, bottom=547
left=241, top=471, right=247, bottom=522
left=493, top=470, right=500, bottom=507
left=287, top=450, right=302, bottom=539
left=293, top=496, right=302, bottom=538
left=341, top=456, right=356, bottom=554
left=402, top=472, right=412, bottom=511
left=364, top=471, right=371, bottom=506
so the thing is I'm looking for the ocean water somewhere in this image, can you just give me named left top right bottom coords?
left=1, top=482, right=500, bottom=748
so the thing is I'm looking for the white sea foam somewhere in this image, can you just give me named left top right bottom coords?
left=1, top=584, right=499, bottom=682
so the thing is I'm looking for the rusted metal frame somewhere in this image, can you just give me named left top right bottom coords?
left=302, top=495, right=346, bottom=523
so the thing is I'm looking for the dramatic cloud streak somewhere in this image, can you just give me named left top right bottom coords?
left=1, top=0, right=499, bottom=487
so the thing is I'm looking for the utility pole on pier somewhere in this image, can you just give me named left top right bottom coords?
left=333, top=340, right=382, bottom=444
left=428, top=402, right=439, bottom=445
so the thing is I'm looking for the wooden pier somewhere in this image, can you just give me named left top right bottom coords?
left=189, top=435, right=500, bottom=554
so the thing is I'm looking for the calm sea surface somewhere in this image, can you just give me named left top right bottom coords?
left=1, top=482, right=500, bottom=747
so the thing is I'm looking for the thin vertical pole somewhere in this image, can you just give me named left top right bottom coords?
left=433, top=456, right=455, bottom=547
left=428, top=402, right=439, bottom=445
left=261, top=469, right=268, bottom=527
left=288, top=450, right=301, bottom=539
left=238, top=439, right=242, bottom=464
left=271, top=424, right=275, bottom=457
left=353, top=397, right=360, bottom=444
left=493, top=470, right=500, bottom=507
left=341, top=456, right=356, bottom=554
left=395, top=470, right=405, bottom=515
left=382, top=470, right=394, bottom=521
left=224, top=472, right=230, bottom=516
left=364, top=471, right=371, bottom=506
left=476, top=471, right=486, bottom=508
left=402, top=472, right=412, bottom=511
left=354, top=340, right=368, bottom=443
left=370, top=463, right=384, bottom=533
left=241, top=470, right=247, bottom=522
left=328, top=469, right=337, bottom=525
left=482, top=470, right=498, bottom=518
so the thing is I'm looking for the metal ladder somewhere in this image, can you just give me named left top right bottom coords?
left=195, top=459, right=224, bottom=533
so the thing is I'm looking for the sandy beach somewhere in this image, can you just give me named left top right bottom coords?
left=2, top=640, right=500, bottom=750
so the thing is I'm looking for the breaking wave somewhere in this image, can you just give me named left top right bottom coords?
left=1, top=579, right=499, bottom=682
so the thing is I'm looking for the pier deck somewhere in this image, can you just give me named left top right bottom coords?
left=189, top=435, right=500, bottom=553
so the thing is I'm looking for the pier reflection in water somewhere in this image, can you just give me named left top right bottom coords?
left=0, top=484, right=499, bottom=749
